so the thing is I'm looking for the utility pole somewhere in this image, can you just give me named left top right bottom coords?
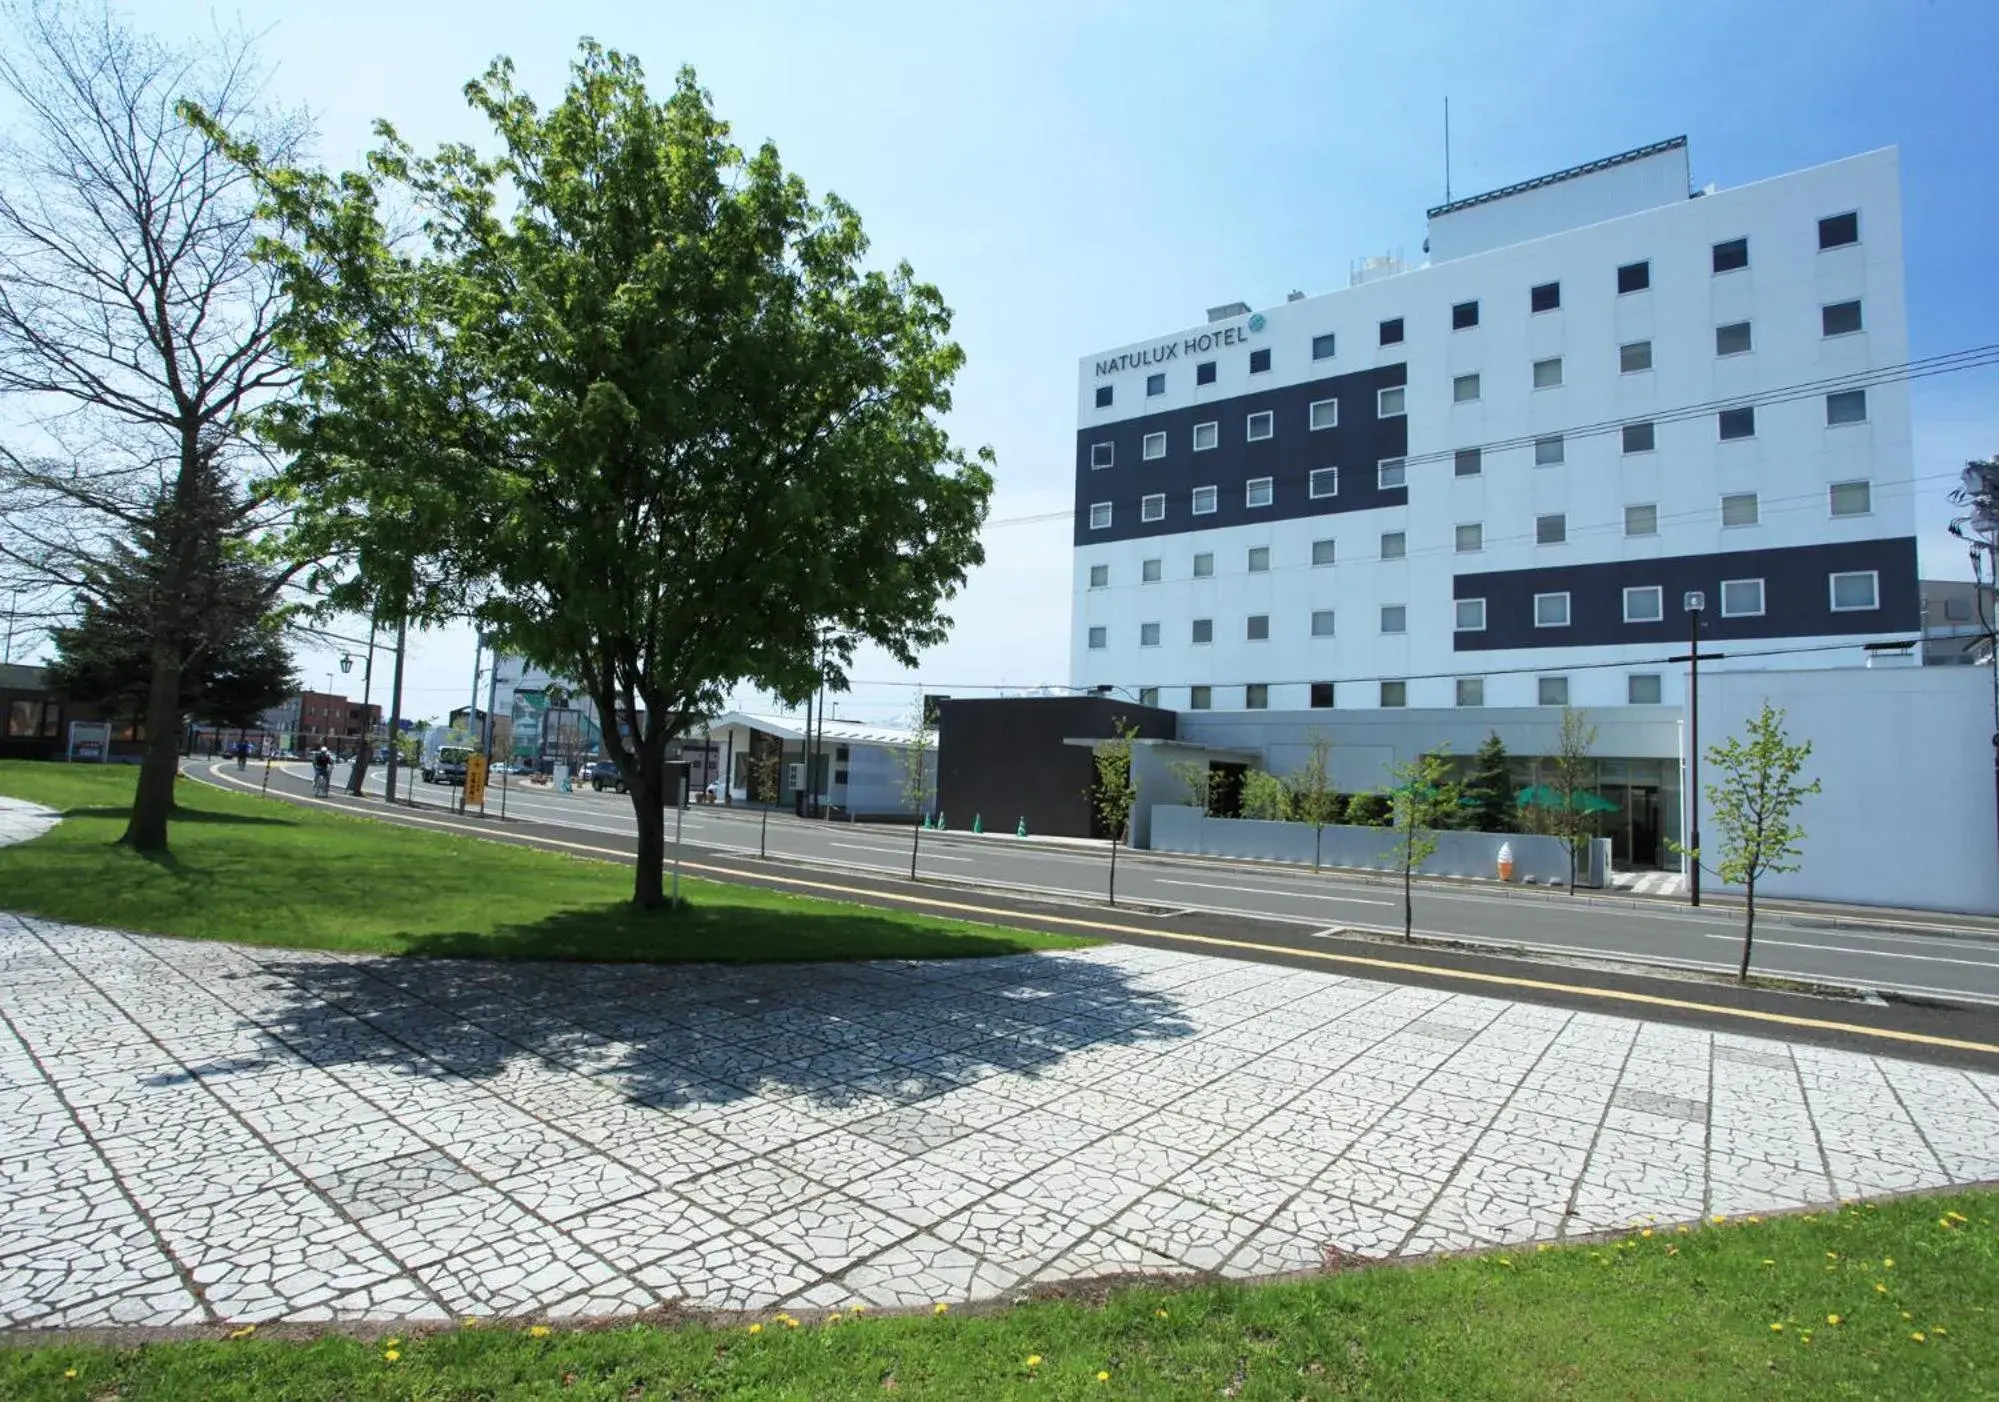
left=1671, top=594, right=1723, bottom=908
left=481, top=649, right=502, bottom=817
left=2, top=588, right=17, bottom=664
left=346, top=621, right=377, bottom=795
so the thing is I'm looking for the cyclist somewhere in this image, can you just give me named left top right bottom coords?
left=311, top=746, right=334, bottom=797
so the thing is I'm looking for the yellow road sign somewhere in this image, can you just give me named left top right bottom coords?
left=464, top=754, right=488, bottom=808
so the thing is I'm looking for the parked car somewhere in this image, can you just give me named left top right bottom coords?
left=587, top=759, right=627, bottom=794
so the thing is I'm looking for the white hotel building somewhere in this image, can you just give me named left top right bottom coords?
left=1069, top=137, right=1917, bottom=717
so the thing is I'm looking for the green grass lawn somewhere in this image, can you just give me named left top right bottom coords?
left=0, top=761, right=1089, bottom=962
left=4, top=1193, right=1993, bottom=1400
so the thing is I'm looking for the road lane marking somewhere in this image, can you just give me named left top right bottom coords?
left=1700, top=932, right=1999, bottom=968
left=1154, top=878, right=1392, bottom=907
left=198, top=763, right=1999, bottom=1057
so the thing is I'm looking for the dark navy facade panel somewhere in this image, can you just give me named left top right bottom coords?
left=1073, top=363, right=1409, bottom=547
left=1452, top=536, right=1919, bottom=650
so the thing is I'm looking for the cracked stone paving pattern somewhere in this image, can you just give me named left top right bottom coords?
left=2, top=908, right=1998, bottom=1328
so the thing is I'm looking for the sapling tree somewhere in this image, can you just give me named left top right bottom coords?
left=751, top=745, right=785, bottom=860
left=1287, top=733, right=1342, bottom=872
left=1090, top=720, right=1139, bottom=907
left=1166, top=757, right=1212, bottom=814
left=1548, top=706, right=1599, bottom=894
left=895, top=695, right=936, bottom=880
left=1384, top=748, right=1460, bottom=942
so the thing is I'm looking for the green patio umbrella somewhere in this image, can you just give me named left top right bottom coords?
left=1514, top=784, right=1619, bottom=814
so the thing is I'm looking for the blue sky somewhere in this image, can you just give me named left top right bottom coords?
left=137, top=0, right=1999, bottom=722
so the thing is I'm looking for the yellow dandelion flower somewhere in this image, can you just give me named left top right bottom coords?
left=1097, top=1371, right=1111, bottom=1382
left=383, top=1349, right=401, bottom=1363
left=934, top=1303, right=949, bottom=1315
left=1884, top=1258, right=1895, bottom=1268
left=1497, top=1258, right=1512, bottom=1268
left=528, top=1325, right=550, bottom=1338
left=1948, top=1211, right=1968, bottom=1222
left=1827, top=1314, right=1841, bottom=1326
left=1711, top=1215, right=1726, bottom=1224
left=64, top=1370, right=77, bottom=1379
left=385, top=1337, right=399, bottom=1348
left=1666, top=1245, right=1680, bottom=1257
left=228, top=1326, right=256, bottom=1340
left=1876, top=1283, right=1888, bottom=1293
left=1769, top=1322, right=1784, bottom=1332
left=1826, top=1251, right=1838, bottom=1260
left=1677, top=1225, right=1689, bottom=1235
left=1902, top=1311, right=1914, bottom=1321
left=1762, top=1258, right=1776, bottom=1266
left=1536, top=1243, right=1551, bottom=1252
left=1747, top=1215, right=1761, bottom=1223
left=1911, top=1331, right=1927, bottom=1343
left=1940, top=1218, right=1954, bottom=1229
left=828, top=1313, right=841, bottom=1323
left=784, top=1318, right=800, bottom=1330
left=748, top=1323, right=763, bottom=1335
left=851, top=1305, right=866, bottom=1314
left=464, top=1317, right=482, bottom=1329
left=1026, top=1355, right=1043, bottom=1367
left=1934, top=1325, right=1948, bottom=1336
left=1640, top=1228, right=1653, bottom=1238
left=1156, top=1309, right=1169, bottom=1318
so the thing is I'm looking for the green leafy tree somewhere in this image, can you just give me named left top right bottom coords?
left=1344, top=792, right=1391, bottom=827
left=214, top=46, right=993, bottom=907
left=1462, top=732, right=1516, bottom=834
left=1090, top=720, right=1139, bottom=907
left=895, top=695, right=936, bottom=880
left=1166, top=757, right=1212, bottom=814
left=1677, top=702, right=1821, bottom=980
left=1547, top=706, right=1599, bottom=893
left=1239, top=770, right=1290, bottom=822
left=1383, top=749, right=1460, bottom=941
left=1286, top=734, right=1343, bottom=872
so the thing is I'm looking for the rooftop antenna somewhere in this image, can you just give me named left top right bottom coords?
left=1444, top=96, right=1452, bottom=203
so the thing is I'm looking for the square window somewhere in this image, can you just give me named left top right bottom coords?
left=1538, top=676, right=1569, bottom=706
left=1719, top=406, right=1755, bottom=440
left=1087, top=626, right=1107, bottom=650
left=1247, top=545, right=1270, bottom=572
left=1249, top=347, right=1271, bottom=373
left=1622, top=421, right=1655, bottom=454
left=1822, top=300, right=1863, bottom=336
left=1378, top=385, right=1406, bottom=417
left=1378, top=456, right=1406, bottom=489
left=1090, top=441, right=1114, bottom=468
left=1311, top=609, right=1336, bottom=637
left=1830, top=480, right=1871, bottom=517
left=1192, top=617, right=1214, bottom=644
left=1534, top=592, right=1571, bottom=627
left=1455, top=598, right=1486, bottom=631
left=1533, top=357, right=1563, bottom=389
left=1628, top=673, right=1663, bottom=705
left=1312, top=538, right=1336, bottom=566
left=1141, top=492, right=1166, bottom=522
left=1308, top=466, right=1338, bottom=499
left=1193, top=420, right=1218, bottom=451
left=1309, top=398, right=1339, bottom=430
left=1819, top=211, right=1859, bottom=249
left=1311, top=332, right=1336, bottom=360
left=1089, top=501, right=1112, bottom=530
left=1310, top=681, right=1335, bottom=709
left=1381, top=530, right=1406, bottom=560
left=1246, top=410, right=1274, bottom=440
left=1721, top=578, right=1765, bottom=617
left=1455, top=446, right=1482, bottom=476
left=1381, top=604, right=1407, bottom=633
left=1623, top=585, right=1664, bottom=623
left=1146, top=372, right=1165, bottom=396
left=1536, top=513, right=1566, bottom=545
left=1094, top=385, right=1113, bottom=408
left=1246, top=476, right=1274, bottom=508
left=1246, top=614, right=1269, bottom=641
left=1379, top=316, right=1405, bottom=345
left=1456, top=677, right=1485, bottom=707
left=1190, top=685, right=1212, bottom=710
left=1193, top=551, right=1214, bottom=578
left=1827, top=389, right=1868, bottom=425
left=1712, top=237, right=1749, bottom=273
left=1139, top=622, right=1161, bottom=647
left=1192, top=485, right=1218, bottom=515
left=1830, top=570, right=1879, bottom=611
left=1138, top=687, right=1159, bottom=707
left=1453, top=372, right=1481, bottom=402
left=1142, top=430, right=1167, bottom=459
left=1534, top=434, right=1565, bottom=466
left=1245, top=683, right=1269, bottom=710
left=1196, top=360, right=1217, bottom=386
left=1617, top=260, right=1650, bottom=293
left=1716, top=321, right=1752, bottom=355
left=1721, top=492, right=1759, bottom=527
left=1088, top=563, right=1108, bottom=589
left=1141, top=557, right=1161, bottom=582
left=1620, top=339, right=1653, bottom=373
left=1625, top=502, right=1658, bottom=536
left=1530, top=281, right=1560, bottom=313
left=1455, top=522, right=1483, bottom=553
left=1380, top=680, right=1407, bottom=708
left=1452, top=300, right=1479, bottom=330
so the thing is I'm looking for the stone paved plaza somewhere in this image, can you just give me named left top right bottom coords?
left=5, top=906, right=1998, bottom=1331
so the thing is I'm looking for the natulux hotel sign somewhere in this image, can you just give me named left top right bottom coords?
left=1095, top=312, right=1265, bottom=377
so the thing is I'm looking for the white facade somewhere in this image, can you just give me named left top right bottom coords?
left=1070, top=139, right=1918, bottom=715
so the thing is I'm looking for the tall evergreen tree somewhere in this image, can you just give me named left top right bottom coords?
left=1462, top=731, right=1516, bottom=833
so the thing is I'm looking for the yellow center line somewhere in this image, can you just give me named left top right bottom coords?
left=197, top=763, right=1999, bottom=1058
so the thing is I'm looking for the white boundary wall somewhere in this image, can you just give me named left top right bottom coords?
left=1150, top=805, right=1592, bottom=885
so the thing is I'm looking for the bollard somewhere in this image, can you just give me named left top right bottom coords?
left=936, top=812, right=945, bottom=831
left=972, top=813, right=982, bottom=835
left=1016, top=817, right=1026, bottom=837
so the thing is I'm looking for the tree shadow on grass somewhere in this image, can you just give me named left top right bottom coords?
left=239, top=903, right=1196, bottom=1117
left=61, top=805, right=299, bottom=826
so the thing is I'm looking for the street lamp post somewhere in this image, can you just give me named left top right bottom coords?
left=1683, top=592, right=1706, bottom=907
left=344, top=624, right=377, bottom=795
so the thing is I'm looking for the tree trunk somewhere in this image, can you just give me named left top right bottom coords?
left=1738, top=877, right=1757, bottom=981
left=1107, top=836, right=1118, bottom=907
left=628, top=736, right=669, bottom=908
left=1314, top=824, right=1322, bottom=874
left=759, top=805, right=769, bottom=859
left=120, top=650, right=185, bottom=851
left=909, top=818, right=921, bottom=881
left=1403, top=850, right=1414, bottom=940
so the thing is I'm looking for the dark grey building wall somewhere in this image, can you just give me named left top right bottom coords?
left=937, top=697, right=1177, bottom=839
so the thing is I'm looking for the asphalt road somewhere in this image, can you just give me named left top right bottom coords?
left=241, top=759, right=1999, bottom=1007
